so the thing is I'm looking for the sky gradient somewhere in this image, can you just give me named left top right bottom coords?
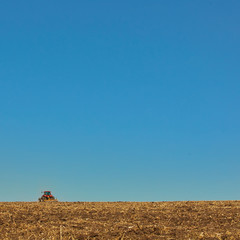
left=0, top=1, right=240, bottom=201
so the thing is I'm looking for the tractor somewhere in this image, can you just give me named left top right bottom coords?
left=38, top=191, right=58, bottom=202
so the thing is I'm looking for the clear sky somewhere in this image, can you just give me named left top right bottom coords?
left=0, top=1, right=239, bottom=201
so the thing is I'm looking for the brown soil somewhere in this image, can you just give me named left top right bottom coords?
left=0, top=201, right=240, bottom=239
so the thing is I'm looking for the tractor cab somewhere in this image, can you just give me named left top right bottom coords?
left=44, top=191, right=52, bottom=196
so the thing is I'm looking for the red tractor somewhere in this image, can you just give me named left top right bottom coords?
left=38, top=191, right=57, bottom=202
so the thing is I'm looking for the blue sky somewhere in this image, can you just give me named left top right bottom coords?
left=0, top=1, right=239, bottom=201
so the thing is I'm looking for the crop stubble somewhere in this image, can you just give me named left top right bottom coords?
left=0, top=201, right=240, bottom=239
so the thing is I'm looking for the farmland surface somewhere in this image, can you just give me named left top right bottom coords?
left=1, top=201, right=240, bottom=239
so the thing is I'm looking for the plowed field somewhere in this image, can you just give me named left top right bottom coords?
left=0, top=201, right=240, bottom=239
